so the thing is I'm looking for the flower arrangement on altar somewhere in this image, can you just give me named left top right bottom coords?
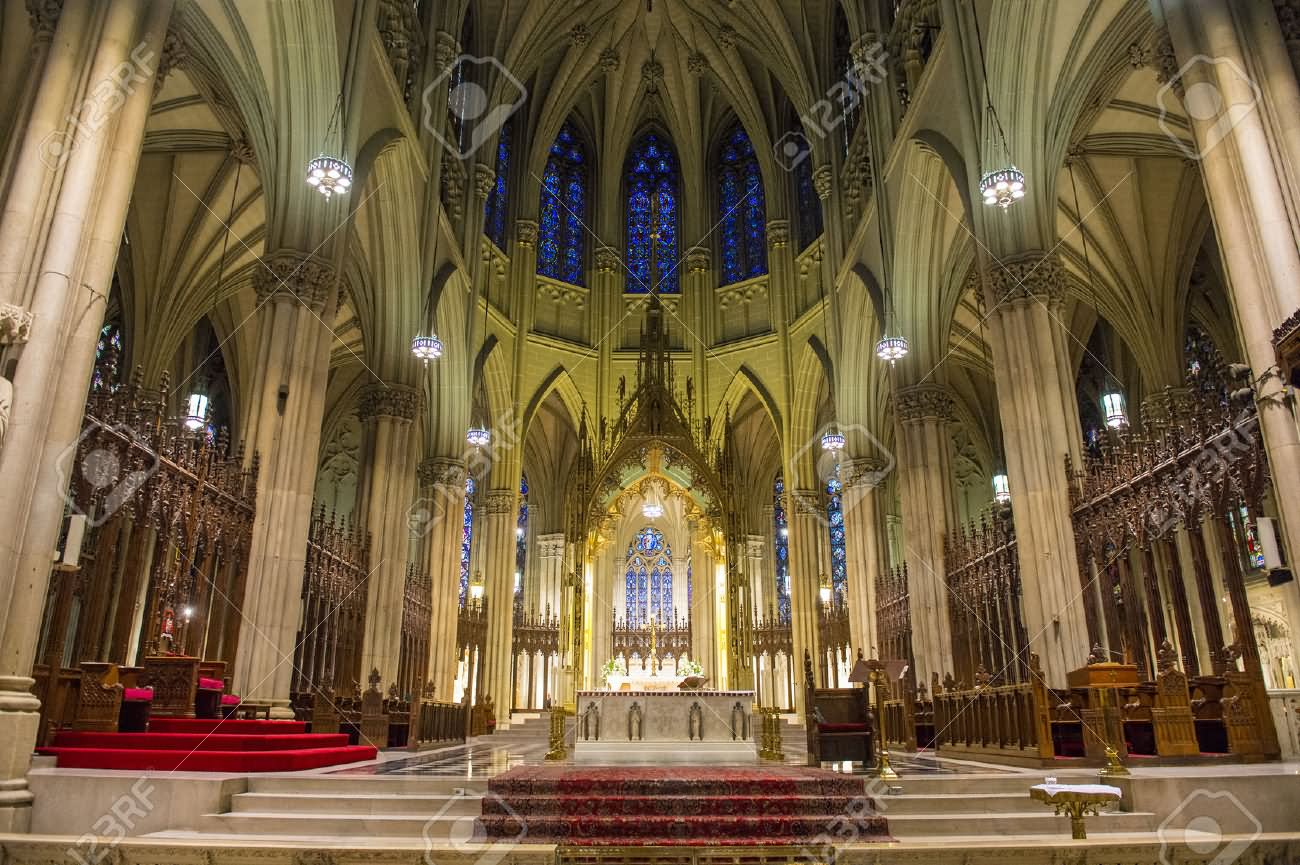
left=601, top=656, right=628, bottom=688
left=677, top=658, right=704, bottom=677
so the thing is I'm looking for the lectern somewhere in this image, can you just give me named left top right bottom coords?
left=1066, top=661, right=1138, bottom=776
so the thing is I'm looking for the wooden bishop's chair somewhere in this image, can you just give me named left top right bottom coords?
left=803, top=650, right=875, bottom=765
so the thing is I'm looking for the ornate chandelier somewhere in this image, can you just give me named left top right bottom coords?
left=411, top=334, right=443, bottom=364
left=876, top=335, right=909, bottom=364
left=979, top=166, right=1025, bottom=209
left=183, top=392, right=208, bottom=432
left=992, top=473, right=1011, bottom=504
left=466, top=426, right=491, bottom=447
left=306, top=155, right=353, bottom=199
left=820, top=425, right=846, bottom=452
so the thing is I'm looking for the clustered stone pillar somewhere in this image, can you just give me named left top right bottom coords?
left=746, top=535, right=767, bottom=620
left=418, top=456, right=466, bottom=699
left=1154, top=0, right=1300, bottom=587
left=356, top=382, right=420, bottom=685
left=479, top=488, right=518, bottom=723
left=981, top=253, right=1090, bottom=684
left=841, top=457, right=888, bottom=657
left=895, top=383, right=958, bottom=687
left=0, top=0, right=173, bottom=830
left=535, top=533, right=566, bottom=618
left=689, top=520, right=718, bottom=671
left=787, top=488, right=825, bottom=703
left=234, top=253, right=340, bottom=717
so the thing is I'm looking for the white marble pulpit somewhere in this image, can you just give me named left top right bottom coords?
left=572, top=689, right=758, bottom=764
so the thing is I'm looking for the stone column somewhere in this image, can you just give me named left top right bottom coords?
left=685, top=247, right=712, bottom=416
left=746, top=535, right=766, bottom=622
left=894, top=383, right=958, bottom=687
left=593, top=246, right=620, bottom=421
left=689, top=520, right=717, bottom=670
left=536, top=533, right=566, bottom=618
left=981, top=252, right=1090, bottom=684
left=841, top=457, right=888, bottom=657
left=479, top=489, right=517, bottom=723
left=356, top=382, right=419, bottom=685
left=788, top=489, right=825, bottom=702
left=417, top=456, right=466, bottom=699
left=233, top=254, right=340, bottom=716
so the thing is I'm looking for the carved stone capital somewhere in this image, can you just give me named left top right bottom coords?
left=357, top=383, right=421, bottom=422
left=595, top=246, right=621, bottom=273
left=417, top=456, right=466, bottom=488
left=986, top=251, right=1065, bottom=305
left=641, top=59, right=664, bottom=89
left=516, top=219, right=539, bottom=247
left=745, top=535, right=765, bottom=559
left=433, top=31, right=460, bottom=74
left=1153, top=28, right=1181, bottom=91
left=482, top=490, right=516, bottom=515
left=686, top=247, right=711, bottom=274
left=812, top=165, right=835, bottom=200
left=569, top=22, right=591, bottom=47
left=538, top=532, right=566, bottom=558
left=842, top=457, right=891, bottom=489
left=253, top=251, right=337, bottom=310
left=155, top=29, right=189, bottom=94
left=687, top=51, right=709, bottom=76
left=599, top=47, right=621, bottom=73
left=895, top=383, right=955, bottom=424
left=717, top=24, right=738, bottom=48
left=0, top=303, right=34, bottom=345
left=790, top=490, right=825, bottom=517
left=766, top=219, right=790, bottom=249
left=441, top=158, right=467, bottom=222
left=473, top=163, right=496, bottom=200
left=26, top=0, right=62, bottom=44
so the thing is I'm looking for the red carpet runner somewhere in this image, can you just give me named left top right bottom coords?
left=480, top=766, right=890, bottom=846
left=39, top=719, right=376, bottom=772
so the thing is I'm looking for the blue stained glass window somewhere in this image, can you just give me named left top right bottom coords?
left=773, top=475, right=790, bottom=620
left=826, top=476, right=847, bottom=604
left=793, top=155, right=823, bottom=252
left=625, top=132, right=680, bottom=294
left=93, top=321, right=123, bottom=392
left=538, top=121, right=588, bottom=285
left=515, top=474, right=528, bottom=615
left=625, top=527, right=673, bottom=626
left=460, top=476, right=475, bottom=606
left=484, top=120, right=511, bottom=249
left=717, top=125, right=767, bottom=284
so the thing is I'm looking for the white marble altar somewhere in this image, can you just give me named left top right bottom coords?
left=572, top=689, right=758, bottom=764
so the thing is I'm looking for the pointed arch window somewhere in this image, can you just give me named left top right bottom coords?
left=624, top=527, right=674, bottom=625
left=625, top=132, right=680, bottom=294
left=717, top=124, right=767, bottom=284
left=826, top=476, right=847, bottom=604
left=484, top=120, right=512, bottom=249
left=459, top=476, right=475, bottom=607
left=793, top=156, right=823, bottom=252
left=538, top=121, right=588, bottom=286
left=773, top=475, right=791, bottom=620
left=92, top=321, right=123, bottom=393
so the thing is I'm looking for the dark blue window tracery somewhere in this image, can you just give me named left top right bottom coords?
left=484, top=120, right=511, bottom=249
left=826, top=476, right=846, bottom=605
left=459, top=476, right=475, bottom=607
left=717, top=125, right=767, bottom=284
left=773, top=476, right=791, bottom=620
left=538, top=122, right=587, bottom=285
left=793, top=156, right=823, bottom=252
left=625, top=527, right=673, bottom=625
left=625, top=132, right=679, bottom=294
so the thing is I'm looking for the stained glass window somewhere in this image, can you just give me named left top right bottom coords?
left=515, top=474, right=528, bottom=615
left=538, top=121, right=587, bottom=286
left=484, top=120, right=511, bottom=249
left=773, top=475, right=791, bottom=620
left=717, top=124, right=767, bottom=284
left=625, top=527, right=673, bottom=625
left=793, top=156, right=823, bottom=252
left=826, top=476, right=847, bottom=604
left=459, top=476, right=475, bottom=607
left=625, top=132, right=680, bottom=294
left=93, top=321, right=123, bottom=393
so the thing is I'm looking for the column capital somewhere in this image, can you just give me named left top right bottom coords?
left=516, top=219, right=538, bottom=247
left=595, top=245, right=621, bottom=273
left=0, top=303, right=34, bottom=345
left=986, top=250, right=1065, bottom=305
left=432, top=31, right=460, bottom=74
left=842, top=456, right=891, bottom=488
left=686, top=246, right=711, bottom=273
left=790, top=489, right=825, bottom=517
left=253, top=251, right=337, bottom=310
left=481, top=489, right=515, bottom=514
left=473, top=163, right=496, bottom=200
left=357, top=383, right=421, bottom=422
left=537, top=532, right=566, bottom=558
left=895, top=382, right=955, bottom=424
left=766, top=219, right=790, bottom=249
left=26, top=0, right=63, bottom=44
left=745, top=535, right=766, bottom=558
left=417, top=456, right=465, bottom=487
left=156, top=28, right=189, bottom=94
left=812, top=165, right=834, bottom=200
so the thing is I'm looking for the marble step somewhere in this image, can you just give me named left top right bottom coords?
left=886, top=809, right=1158, bottom=838
left=876, top=792, right=1059, bottom=815
left=246, top=775, right=488, bottom=795
left=876, top=772, right=1094, bottom=796
left=189, top=811, right=479, bottom=839
left=230, top=791, right=483, bottom=816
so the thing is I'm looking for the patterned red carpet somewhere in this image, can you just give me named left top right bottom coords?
left=480, top=766, right=890, bottom=846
